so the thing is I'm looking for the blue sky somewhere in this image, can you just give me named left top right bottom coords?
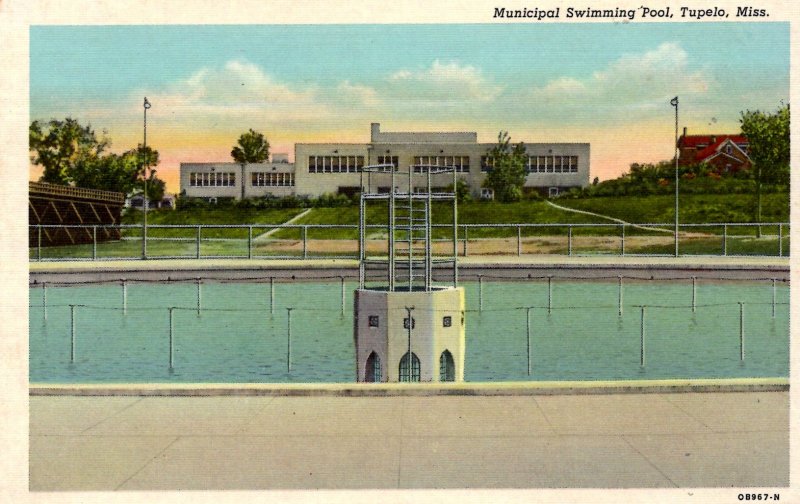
left=30, top=23, right=789, bottom=190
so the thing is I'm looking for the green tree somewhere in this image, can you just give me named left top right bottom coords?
left=231, top=129, right=270, bottom=163
left=740, top=104, right=790, bottom=228
left=446, top=177, right=472, bottom=202
left=482, top=131, right=527, bottom=202
left=29, top=118, right=109, bottom=184
left=30, top=118, right=165, bottom=198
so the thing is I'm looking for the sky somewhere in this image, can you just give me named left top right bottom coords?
left=29, top=23, right=789, bottom=193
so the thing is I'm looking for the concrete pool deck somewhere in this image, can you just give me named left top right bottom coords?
left=28, top=254, right=790, bottom=283
left=29, top=389, right=789, bottom=490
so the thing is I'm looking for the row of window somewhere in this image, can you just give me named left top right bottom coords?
left=189, top=172, right=296, bottom=187
left=481, top=156, right=580, bottom=174
left=412, top=156, right=470, bottom=173
left=251, top=172, right=295, bottom=187
left=308, top=155, right=366, bottom=173
left=367, top=315, right=452, bottom=328
left=189, top=172, right=236, bottom=187
left=364, top=350, right=455, bottom=382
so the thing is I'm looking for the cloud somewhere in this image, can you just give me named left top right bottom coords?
left=529, top=42, right=712, bottom=109
left=385, top=59, right=503, bottom=105
left=154, top=59, right=322, bottom=120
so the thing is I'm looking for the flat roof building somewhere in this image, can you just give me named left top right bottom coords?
left=180, top=123, right=590, bottom=200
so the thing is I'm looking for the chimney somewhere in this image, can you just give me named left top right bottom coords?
left=370, top=123, right=380, bottom=142
left=683, top=127, right=687, bottom=138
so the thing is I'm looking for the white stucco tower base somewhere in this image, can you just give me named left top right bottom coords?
left=354, top=286, right=465, bottom=383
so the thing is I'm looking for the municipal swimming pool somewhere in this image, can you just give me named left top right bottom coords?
left=29, top=278, right=789, bottom=383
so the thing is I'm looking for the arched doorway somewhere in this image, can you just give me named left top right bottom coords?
left=398, top=352, right=420, bottom=382
left=365, top=351, right=382, bottom=382
left=439, top=350, right=455, bottom=382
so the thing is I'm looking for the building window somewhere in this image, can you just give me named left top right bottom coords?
left=442, top=316, right=452, bottom=327
left=569, top=156, right=579, bottom=173
left=403, top=317, right=415, bottom=329
left=251, top=172, right=295, bottom=187
left=439, top=350, right=455, bottom=382
left=365, top=351, right=381, bottom=382
left=368, top=315, right=379, bottom=328
left=725, top=144, right=733, bottom=155
left=399, top=352, right=420, bottom=382
left=189, top=172, right=236, bottom=187
left=308, top=155, right=365, bottom=173
left=413, top=155, right=469, bottom=173
left=480, top=156, right=495, bottom=172
left=377, top=156, right=399, bottom=170
left=545, top=156, right=554, bottom=173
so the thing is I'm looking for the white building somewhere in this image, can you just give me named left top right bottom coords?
left=180, top=123, right=590, bottom=200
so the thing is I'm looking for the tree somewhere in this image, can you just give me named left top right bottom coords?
left=29, top=118, right=166, bottom=198
left=231, top=129, right=270, bottom=163
left=29, top=118, right=109, bottom=184
left=446, top=177, right=472, bottom=202
left=482, top=131, right=527, bottom=202
left=740, top=104, right=790, bottom=228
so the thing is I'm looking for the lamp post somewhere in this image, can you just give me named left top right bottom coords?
left=142, top=97, right=151, bottom=259
left=671, top=96, right=679, bottom=257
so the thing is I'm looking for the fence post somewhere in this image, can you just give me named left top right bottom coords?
left=42, top=282, right=47, bottom=321
left=70, top=304, right=76, bottom=363
left=196, top=226, right=201, bottom=259
left=620, top=224, right=625, bottom=256
left=302, top=226, right=308, bottom=259
left=286, top=307, right=293, bottom=373
left=248, top=226, right=253, bottom=259
left=122, top=279, right=127, bottom=315
left=92, top=225, right=97, bottom=260
left=640, top=305, right=646, bottom=367
left=463, top=227, right=469, bottom=257
left=270, top=277, right=275, bottom=316
left=691, top=276, right=697, bottom=313
left=778, top=223, right=783, bottom=257
left=37, top=225, right=42, bottom=261
left=340, top=275, right=346, bottom=316
left=568, top=225, right=573, bottom=256
left=618, top=275, right=623, bottom=317
left=772, top=279, right=776, bottom=319
left=723, top=224, right=728, bottom=256
left=478, top=275, right=483, bottom=312
left=739, top=302, right=745, bottom=361
left=517, top=225, right=522, bottom=256
left=196, top=277, right=202, bottom=316
left=169, top=307, right=175, bottom=369
left=526, top=307, right=532, bottom=376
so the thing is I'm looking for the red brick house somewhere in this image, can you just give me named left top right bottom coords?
left=677, top=127, right=751, bottom=173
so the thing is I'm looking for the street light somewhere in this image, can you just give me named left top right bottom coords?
left=671, top=96, right=679, bottom=257
left=142, top=97, right=151, bottom=259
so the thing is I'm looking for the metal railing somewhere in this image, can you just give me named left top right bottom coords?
left=29, top=222, right=790, bottom=261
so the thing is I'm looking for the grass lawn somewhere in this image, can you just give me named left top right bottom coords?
left=557, top=193, right=789, bottom=228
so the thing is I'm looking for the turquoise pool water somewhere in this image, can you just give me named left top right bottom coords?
left=29, top=279, right=789, bottom=383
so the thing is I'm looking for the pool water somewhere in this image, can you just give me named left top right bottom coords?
left=29, top=279, right=789, bottom=383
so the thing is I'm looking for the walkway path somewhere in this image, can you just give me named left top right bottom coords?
left=546, top=200, right=674, bottom=234
left=252, top=208, right=313, bottom=241
left=29, top=391, right=788, bottom=491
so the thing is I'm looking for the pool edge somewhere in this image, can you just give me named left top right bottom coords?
left=29, top=378, right=789, bottom=396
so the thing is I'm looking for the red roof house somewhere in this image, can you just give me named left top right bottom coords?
left=677, top=127, right=751, bottom=172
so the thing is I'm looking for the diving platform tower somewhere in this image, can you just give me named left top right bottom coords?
left=354, top=163, right=465, bottom=382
